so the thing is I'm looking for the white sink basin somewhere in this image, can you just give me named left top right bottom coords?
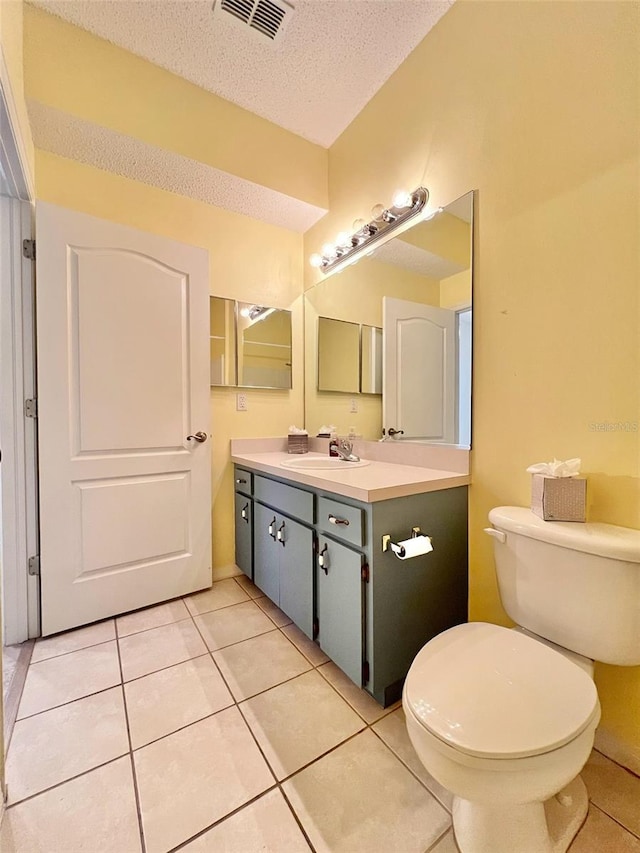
left=281, top=456, right=370, bottom=470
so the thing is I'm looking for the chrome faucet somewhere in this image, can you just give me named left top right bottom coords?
left=335, top=439, right=360, bottom=462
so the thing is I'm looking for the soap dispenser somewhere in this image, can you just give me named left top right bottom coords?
left=329, top=426, right=339, bottom=457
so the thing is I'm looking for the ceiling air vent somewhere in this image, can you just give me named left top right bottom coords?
left=214, top=0, right=294, bottom=43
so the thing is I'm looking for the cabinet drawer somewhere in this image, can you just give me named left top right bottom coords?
left=317, top=496, right=364, bottom=548
left=254, top=475, right=314, bottom=525
left=234, top=467, right=253, bottom=495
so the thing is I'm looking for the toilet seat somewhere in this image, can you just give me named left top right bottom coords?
left=404, top=622, right=599, bottom=761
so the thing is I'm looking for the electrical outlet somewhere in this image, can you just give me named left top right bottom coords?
left=349, top=397, right=358, bottom=413
left=236, top=393, right=248, bottom=412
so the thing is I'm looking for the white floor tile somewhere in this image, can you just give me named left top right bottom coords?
left=317, top=661, right=389, bottom=724
left=373, top=708, right=453, bottom=811
left=240, top=670, right=364, bottom=780
left=31, top=620, right=116, bottom=663
left=281, top=623, right=330, bottom=666
left=213, top=630, right=311, bottom=701
left=184, top=579, right=250, bottom=616
left=234, top=575, right=265, bottom=599
left=134, top=708, right=275, bottom=853
left=118, top=618, right=206, bottom=682
left=180, top=789, right=310, bottom=852
left=283, top=729, right=450, bottom=853
left=571, top=804, right=640, bottom=852
left=194, top=600, right=275, bottom=651
left=0, top=757, right=141, bottom=853
left=18, top=642, right=121, bottom=718
left=255, top=595, right=293, bottom=627
left=116, top=599, right=190, bottom=638
left=6, top=687, right=129, bottom=804
left=581, top=750, right=640, bottom=838
left=125, top=655, right=233, bottom=749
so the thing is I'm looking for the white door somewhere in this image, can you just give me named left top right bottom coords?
left=383, top=296, right=456, bottom=443
left=36, top=202, right=211, bottom=636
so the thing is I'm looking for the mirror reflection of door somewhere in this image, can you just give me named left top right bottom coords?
left=361, top=326, right=383, bottom=394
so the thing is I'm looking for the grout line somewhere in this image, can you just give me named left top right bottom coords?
left=587, top=802, right=640, bottom=842
left=14, top=678, right=122, bottom=723
left=115, top=617, right=147, bottom=853
left=25, top=635, right=116, bottom=668
left=3, top=639, right=35, bottom=753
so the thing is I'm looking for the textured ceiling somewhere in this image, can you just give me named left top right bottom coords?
left=29, top=101, right=327, bottom=232
left=30, top=0, right=454, bottom=148
left=376, top=233, right=465, bottom=280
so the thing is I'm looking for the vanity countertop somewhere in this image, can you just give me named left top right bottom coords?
left=231, top=450, right=470, bottom=503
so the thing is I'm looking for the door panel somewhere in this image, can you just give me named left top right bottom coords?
left=278, top=517, right=314, bottom=639
left=383, top=296, right=456, bottom=442
left=253, top=503, right=279, bottom=603
left=234, top=493, right=253, bottom=578
left=316, top=536, right=363, bottom=686
left=36, top=202, right=211, bottom=635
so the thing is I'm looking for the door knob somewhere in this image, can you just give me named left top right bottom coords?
left=187, top=431, right=208, bottom=443
left=387, top=428, right=404, bottom=437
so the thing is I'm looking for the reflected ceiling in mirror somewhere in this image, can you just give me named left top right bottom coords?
left=304, top=190, right=473, bottom=446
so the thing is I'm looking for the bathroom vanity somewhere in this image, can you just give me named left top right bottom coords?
left=232, top=447, right=469, bottom=706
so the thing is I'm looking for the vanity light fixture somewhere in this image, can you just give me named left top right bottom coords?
left=310, top=187, right=430, bottom=275
left=240, top=304, right=275, bottom=322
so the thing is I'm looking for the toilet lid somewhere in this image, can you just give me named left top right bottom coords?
left=404, top=622, right=600, bottom=760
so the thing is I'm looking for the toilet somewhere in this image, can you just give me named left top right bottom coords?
left=403, top=506, right=640, bottom=853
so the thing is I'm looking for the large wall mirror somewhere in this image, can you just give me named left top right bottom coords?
left=305, top=190, right=473, bottom=446
left=210, top=298, right=292, bottom=390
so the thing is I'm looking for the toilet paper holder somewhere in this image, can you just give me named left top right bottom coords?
left=382, top=527, right=422, bottom=556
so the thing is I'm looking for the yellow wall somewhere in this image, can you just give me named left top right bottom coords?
left=305, top=1, right=640, bottom=760
left=35, top=150, right=305, bottom=577
left=440, top=269, right=472, bottom=310
left=24, top=5, right=327, bottom=209
left=0, top=0, right=34, bottom=182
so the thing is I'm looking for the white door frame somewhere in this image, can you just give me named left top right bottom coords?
left=0, top=57, right=40, bottom=644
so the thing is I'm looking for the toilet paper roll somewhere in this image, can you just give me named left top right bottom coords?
left=390, top=535, right=433, bottom=560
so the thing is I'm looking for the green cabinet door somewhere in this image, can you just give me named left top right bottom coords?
left=316, top=535, right=364, bottom=687
left=278, top=516, right=314, bottom=639
left=234, top=493, right=253, bottom=578
left=253, top=503, right=279, bottom=603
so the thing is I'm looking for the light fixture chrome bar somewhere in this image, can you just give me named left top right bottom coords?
left=312, top=187, right=429, bottom=276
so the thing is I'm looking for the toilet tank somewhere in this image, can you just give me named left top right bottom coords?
left=487, top=507, right=640, bottom=666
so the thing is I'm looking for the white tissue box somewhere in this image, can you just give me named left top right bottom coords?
left=531, top=474, right=586, bottom=522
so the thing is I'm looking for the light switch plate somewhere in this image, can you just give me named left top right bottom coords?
left=349, top=397, right=358, bottom=413
left=236, top=393, right=248, bottom=411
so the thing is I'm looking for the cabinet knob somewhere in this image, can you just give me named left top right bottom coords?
left=268, top=517, right=277, bottom=540
left=318, top=544, right=329, bottom=573
left=328, top=514, right=349, bottom=527
left=236, top=478, right=247, bottom=484
left=277, top=521, right=286, bottom=546
left=241, top=503, right=249, bottom=523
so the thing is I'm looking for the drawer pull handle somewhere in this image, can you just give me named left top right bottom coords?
left=318, top=544, right=329, bottom=574
left=268, top=517, right=277, bottom=540
left=277, top=521, right=286, bottom=546
left=328, top=514, right=350, bottom=527
left=241, top=503, right=249, bottom=523
left=236, top=478, right=247, bottom=485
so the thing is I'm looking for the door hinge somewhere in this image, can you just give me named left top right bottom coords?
left=313, top=617, right=319, bottom=640
left=362, top=660, right=370, bottom=685
left=361, top=562, right=369, bottom=583
left=22, top=239, right=36, bottom=260
left=25, top=398, right=38, bottom=418
left=28, top=555, right=40, bottom=576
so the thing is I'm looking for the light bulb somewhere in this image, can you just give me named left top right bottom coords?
left=371, top=203, right=385, bottom=220
left=335, top=231, right=351, bottom=248
left=392, top=190, right=413, bottom=209
left=322, top=243, right=337, bottom=258
left=240, top=307, right=251, bottom=318
left=352, top=218, right=366, bottom=231
left=309, top=253, right=323, bottom=268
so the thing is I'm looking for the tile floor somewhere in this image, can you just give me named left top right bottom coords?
left=1, top=575, right=639, bottom=853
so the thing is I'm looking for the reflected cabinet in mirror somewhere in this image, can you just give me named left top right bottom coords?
left=305, top=190, right=474, bottom=446
left=210, top=298, right=293, bottom=390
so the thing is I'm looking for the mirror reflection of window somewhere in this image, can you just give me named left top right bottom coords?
left=210, top=296, right=237, bottom=386
left=238, top=304, right=292, bottom=389
left=317, top=317, right=360, bottom=393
